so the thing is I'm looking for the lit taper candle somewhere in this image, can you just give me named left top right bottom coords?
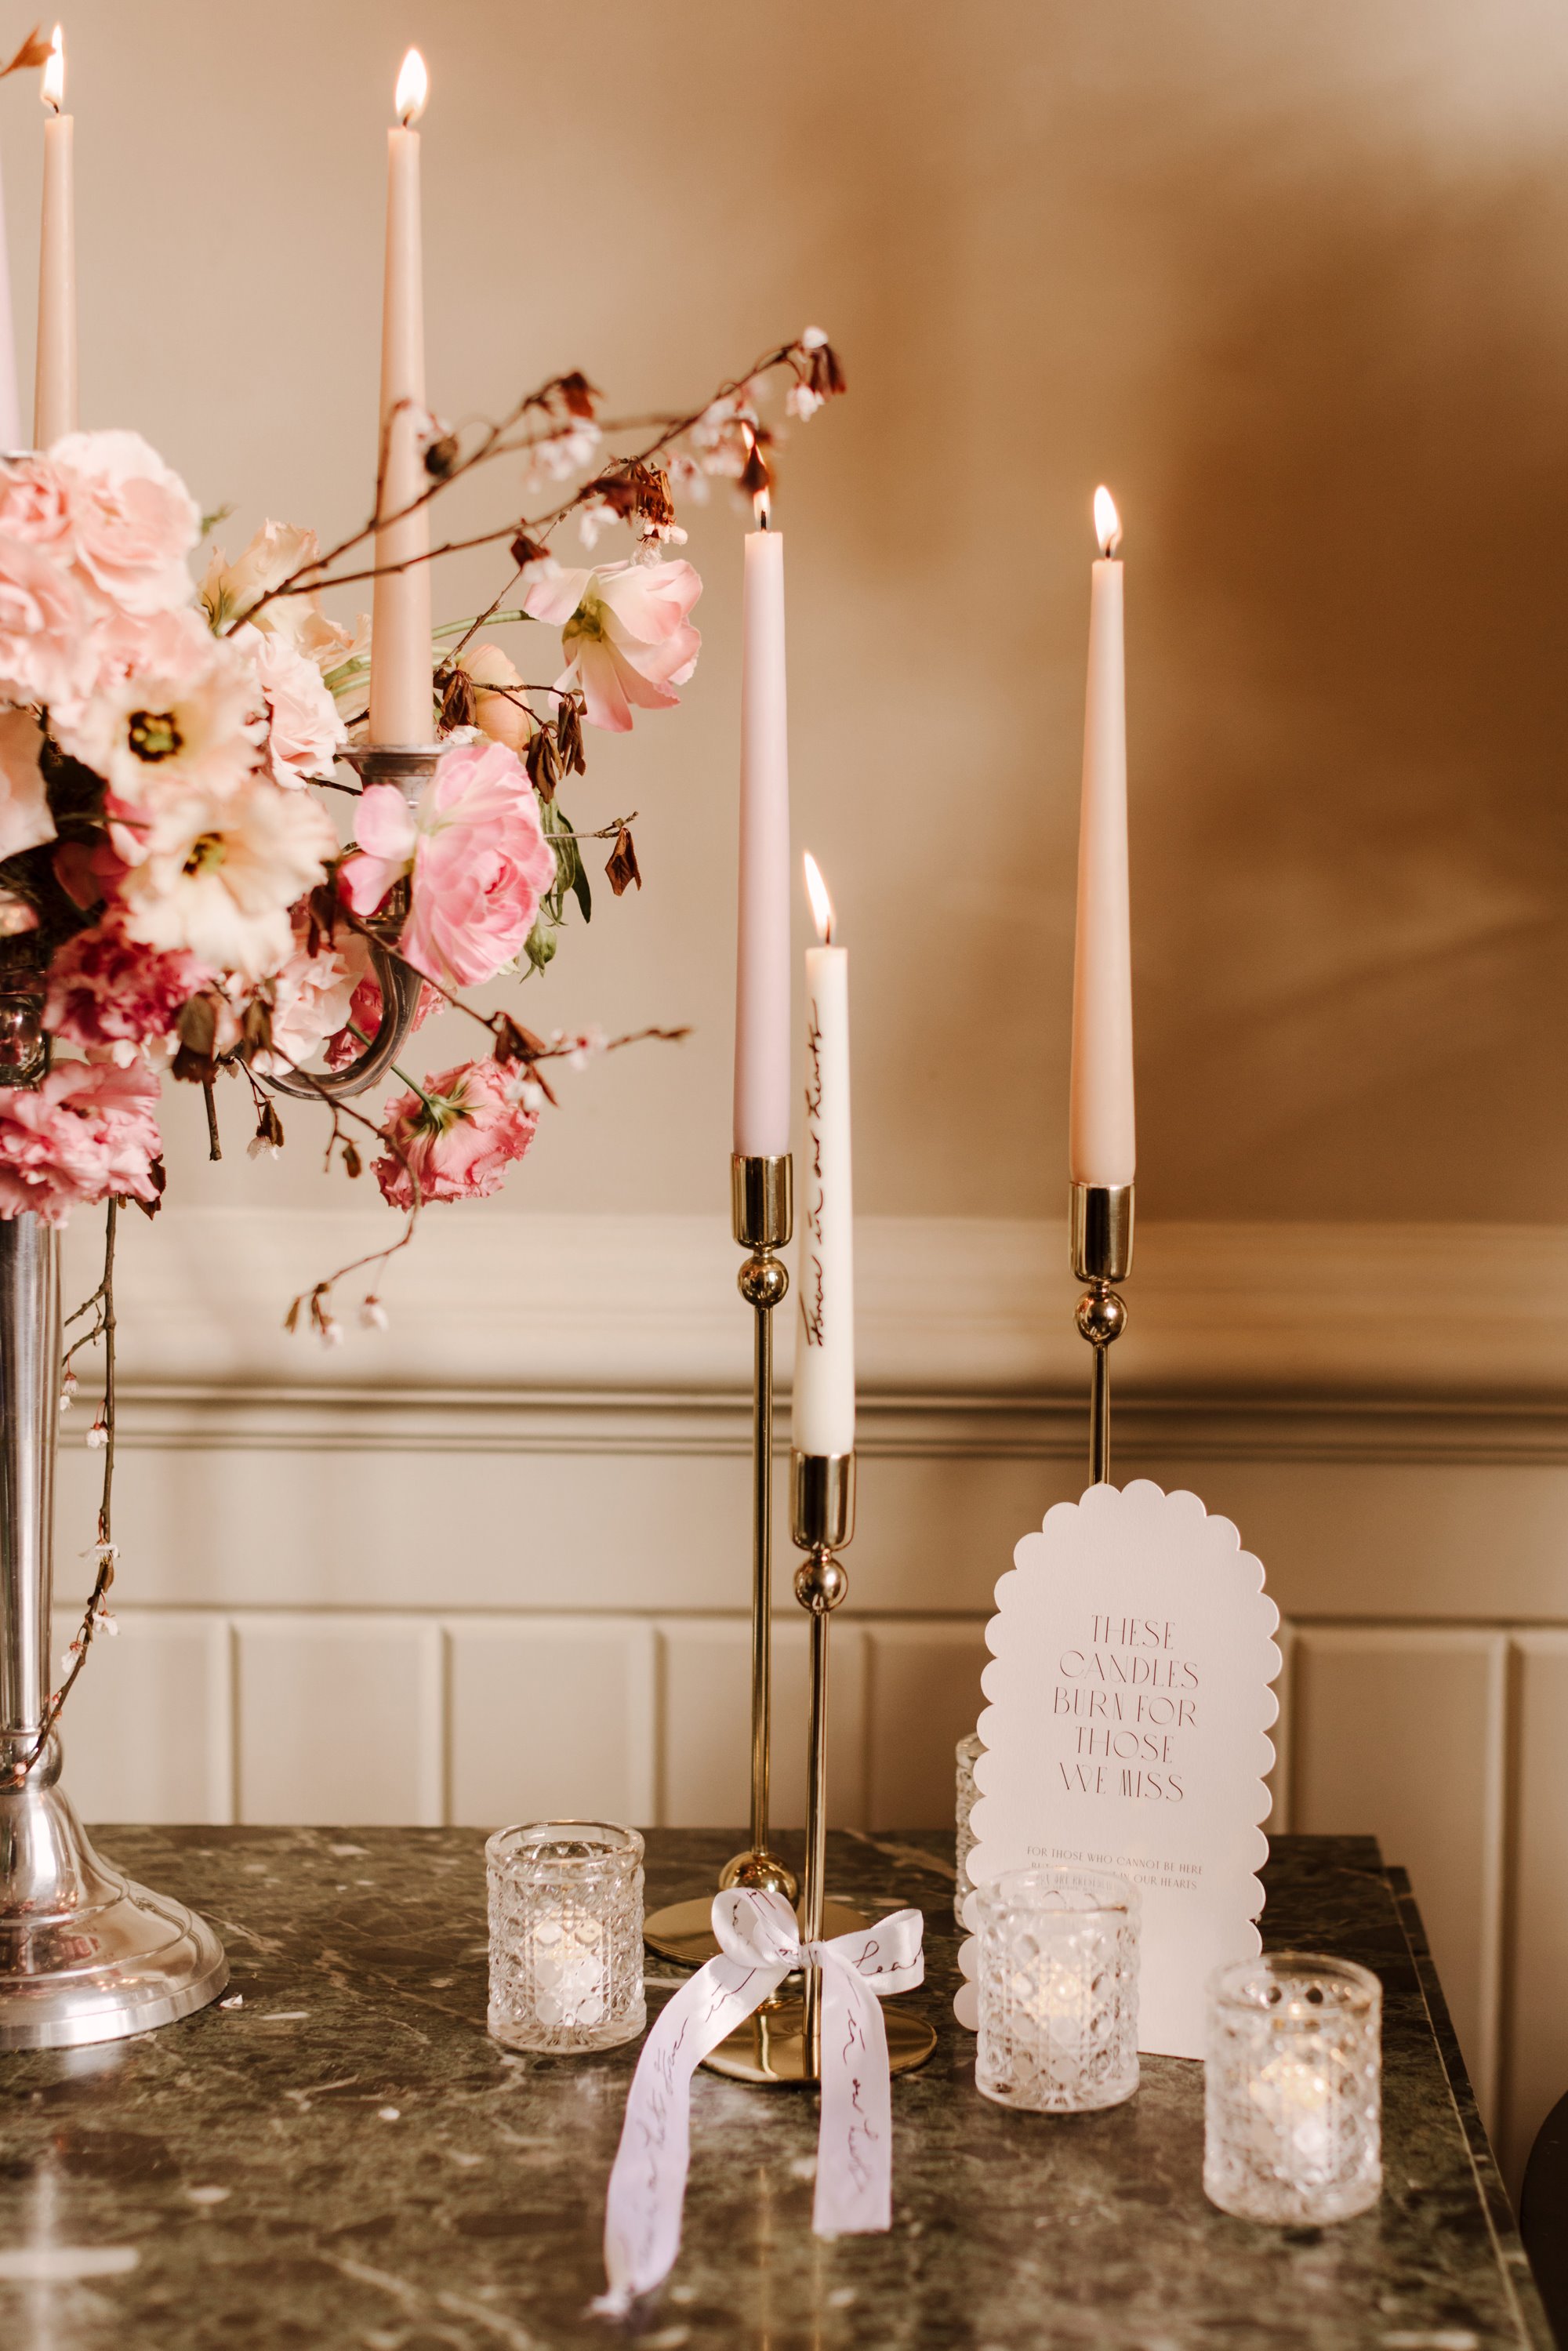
left=368, top=47, right=434, bottom=748
left=33, top=24, right=74, bottom=449
left=1068, top=486, right=1134, bottom=1187
left=733, top=477, right=791, bottom=1158
left=793, top=854, right=854, bottom=1456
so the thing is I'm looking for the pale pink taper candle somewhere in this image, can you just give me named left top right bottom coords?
left=793, top=854, right=855, bottom=1456
left=733, top=500, right=792, bottom=1158
left=33, top=25, right=74, bottom=451
left=1068, top=487, right=1134, bottom=1188
left=368, top=48, right=433, bottom=748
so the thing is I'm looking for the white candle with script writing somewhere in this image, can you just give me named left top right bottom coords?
left=368, top=47, right=434, bottom=747
left=793, top=853, right=855, bottom=1457
left=1068, top=485, right=1134, bottom=1188
left=33, top=24, right=74, bottom=448
left=733, top=490, right=791, bottom=1158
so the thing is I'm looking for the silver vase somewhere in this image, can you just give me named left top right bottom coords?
left=0, top=1212, right=227, bottom=2048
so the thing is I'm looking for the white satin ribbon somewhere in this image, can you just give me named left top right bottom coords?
left=595, top=1886, right=925, bottom=2313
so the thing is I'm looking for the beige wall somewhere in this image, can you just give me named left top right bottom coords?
left=9, top=0, right=1567, bottom=1220
left=12, top=0, right=1568, bottom=2199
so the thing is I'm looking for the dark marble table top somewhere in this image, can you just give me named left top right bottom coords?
left=0, top=1827, right=1550, bottom=2351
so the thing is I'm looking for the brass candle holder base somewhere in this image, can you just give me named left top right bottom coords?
left=701, top=1451, right=934, bottom=2088
left=1072, top=1181, right=1133, bottom=1485
left=701, top=1993, right=938, bottom=2086
left=644, top=1159, right=870, bottom=1968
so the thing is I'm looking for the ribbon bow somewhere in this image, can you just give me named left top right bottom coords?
left=596, top=1886, right=925, bottom=2312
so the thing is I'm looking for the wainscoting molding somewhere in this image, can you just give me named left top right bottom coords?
left=49, top=1207, right=1568, bottom=2191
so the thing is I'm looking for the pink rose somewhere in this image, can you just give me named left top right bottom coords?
left=45, top=921, right=210, bottom=1058
left=0, top=1058, right=162, bottom=1223
left=339, top=738, right=557, bottom=990
left=0, top=532, right=97, bottom=717
left=0, top=709, right=56, bottom=861
left=374, top=1056, right=539, bottom=1208
left=49, top=430, right=201, bottom=616
left=522, top=557, right=701, bottom=733
left=235, top=623, right=347, bottom=787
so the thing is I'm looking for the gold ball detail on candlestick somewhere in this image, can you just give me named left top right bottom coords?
left=1075, top=1285, right=1127, bottom=1348
left=794, top=1553, right=849, bottom=1614
left=737, top=1251, right=789, bottom=1312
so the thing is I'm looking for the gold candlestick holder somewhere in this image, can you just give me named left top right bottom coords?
left=702, top=1451, right=937, bottom=2084
left=644, top=1161, right=872, bottom=1968
left=1072, top=1181, right=1133, bottom=1484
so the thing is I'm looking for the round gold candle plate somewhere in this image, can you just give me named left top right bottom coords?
left=699, top=1994, right=938, bottom=2084
left=644, top=1893, right=873, bottom=1970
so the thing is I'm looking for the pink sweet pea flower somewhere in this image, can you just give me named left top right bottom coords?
left=339, top=738, right=558, bottom=990
left=373, top=1057, right=539, bottom=1208
left=522, top=557, right=701, bottom=733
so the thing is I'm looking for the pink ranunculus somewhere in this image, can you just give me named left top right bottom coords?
left=373, top=1056, right=539, bottom=1209
left=0, top=709, right=56, bottom=861
left=49, top=430, right=201, bottom=615
left=0, top=1058, right=162, bottom=1223
left=522, top=557, right=702, bottom=733
left=236, top=623, right=347, bottom=787
left=0, top=531, right=98, bottom=717
left=44, top=922, right=210, bottom=1059
left=339, top=738, right=557, bottom=990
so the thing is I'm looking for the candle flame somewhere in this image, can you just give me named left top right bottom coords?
left=803, top=852, right=834, bottom=945
left=753, top=485, right=771, bottom=528
left=1093, top=484, right=1122, bottom=557
left=40, top=24, right=63, bottom=113
left=394, top=46, right=428, bottom=127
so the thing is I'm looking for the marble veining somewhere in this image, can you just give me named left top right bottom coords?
left=0, top=1827, right=1550, bottom=2350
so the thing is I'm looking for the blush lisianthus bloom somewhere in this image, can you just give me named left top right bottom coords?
left=201, top=521, right=356, bottom=671
left=0, top=1058, right=162, bottom=1222
left=48, top=430, right=201, bottom=616
left=114, top=776, right=338, bottom=982
left=521, top=557, right=701, bottom=734
left=58, top=608, right=263, bottom=826
left=339, top=738, right=558, bottom=990
left=252, top=909, right=358, bottom=1078
left=0, top=709, right=56, bottom=862
left=234, top=624, right=347, bottom=787
left=373, top=1056, right=539, bottom=1209
left=45, top=922, right=210, bottom=1061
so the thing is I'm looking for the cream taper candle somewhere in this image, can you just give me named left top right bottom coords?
left=368, top=47, right=433, bottom=748
left=733, top=488, right=791, bottom=1158
left=793, top=854, right=854, bottom=1456
left=33, top=24, right=74, bottom=450
left=1068, top=486, right=1134, bottom=1188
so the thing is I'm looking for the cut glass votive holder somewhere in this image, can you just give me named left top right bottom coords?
left=955, top=1731, right=983, bottom=1928
left=485, top=1819, right=646, bottom=2055
left=1204, top=1951, right=1382, bottom=2224
left=975, top=1865, right=1141, bottom=2113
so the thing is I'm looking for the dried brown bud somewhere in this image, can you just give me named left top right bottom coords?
left=424, top=432, right=460, bottom=480
left=1, top=27, right=53, bottom=75
left=808, top=341, right=847, bottom=398
left=556, top=372, right=601, bottom=421
left=342, top=1139, right=362, bottom=1181
left=241, top=998, right=273, bottom=1055
left=438, top=666, right=476, bottom=731
left=510, top=530, right=549, bottom=571
left=524, top=727, right=560, bottom=804
left=605, top=825, right=641, bottom=898
left=739, top=438, right=774, bottom=502
left=556, top=698, right=586, bottom=778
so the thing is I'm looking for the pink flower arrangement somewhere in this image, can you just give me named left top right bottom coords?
left=339, top=738, right=558, bottom=989
left=373, top=1057, right=539, bottom=1208
left=522, top=557, right=702, bottom=733
left=0, top=1060, right=162, bottom=1222
left=49, top=430, right=201, bottom=616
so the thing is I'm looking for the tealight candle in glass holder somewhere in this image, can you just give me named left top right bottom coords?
left=954, top=1732, right=983, bottom=1928
left=485, top=1820, right=646, bottom=2054
left=1204, top=1952, right=1381, bottom=2224
left=975, top=1865, right=1140, bottom=2113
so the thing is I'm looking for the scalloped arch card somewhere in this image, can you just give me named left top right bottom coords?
left=957, top=1479, right=1281, bottom=2060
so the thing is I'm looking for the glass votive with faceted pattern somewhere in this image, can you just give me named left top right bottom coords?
left=975, top=1865, right=1140, bottom=2113
left=1204, top=1952, right=1381, bottom=2224
left=955, top=1732, right=983, bottom=1928
left=485, top=1820, right=646, bottom=2054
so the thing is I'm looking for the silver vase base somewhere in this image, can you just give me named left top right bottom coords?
left=0, top=1749, right=227, bottom=2050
